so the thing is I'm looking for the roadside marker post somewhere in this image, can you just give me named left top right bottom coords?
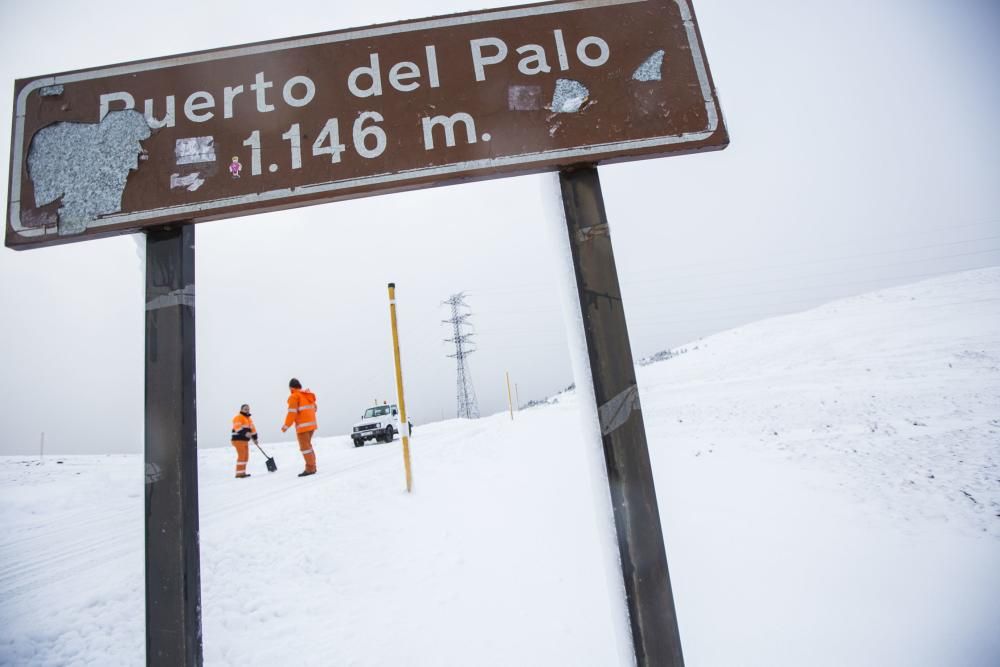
left=506, top=371, right=514, bottom=420
left=388, top=283, right=414, bottom=493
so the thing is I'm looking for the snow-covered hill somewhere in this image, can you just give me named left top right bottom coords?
left=1, top=268, right=998, bottom=666
left=646, top=266, right=1000, bottom=539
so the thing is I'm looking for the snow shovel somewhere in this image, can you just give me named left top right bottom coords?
left=254, top=441, right=277, bottom=472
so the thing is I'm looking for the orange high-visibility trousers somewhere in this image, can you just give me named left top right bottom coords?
left=297, top=430, right=317, bottom=472
left=232, top=440, right=249, bottom=477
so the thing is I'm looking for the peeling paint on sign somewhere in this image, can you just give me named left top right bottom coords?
left=508, top=85, right=543, bottom=111
left=577, top=222, right=610, bottom=243
left=175, top=136, right=216, bottom=165
left=21, top=207, right=58, bottom=228
left=26, top=110, right=151, bottom=235
left=598, top=384, right=641, bottom=436
left=632, top=50, right=666, bottom=81
left=145, top=462, right=164, bottom=485
left=146, top=284, right=195, bottom=311
left=170, top=173, right=205, bottom=192
left=549, top=79, right=589, bottom=113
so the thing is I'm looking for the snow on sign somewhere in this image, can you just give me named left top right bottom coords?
left=5, top=0, right=727, bottom=249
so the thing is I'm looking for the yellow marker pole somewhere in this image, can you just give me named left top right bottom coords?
left=387, top=283, right=413, bottom=493
left=506, top=371, right=514, bottom=420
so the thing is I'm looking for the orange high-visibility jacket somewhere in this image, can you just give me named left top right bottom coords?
left=231, top=413, right=257, bottom=441
left=284, top=388, right=318, bottom=433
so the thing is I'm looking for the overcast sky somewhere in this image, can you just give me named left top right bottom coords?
left=1, top=0, right=998, bottom=455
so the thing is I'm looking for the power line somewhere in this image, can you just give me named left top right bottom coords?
left=620, top=249, right=1000, bottom=304
left=467, top=226, right=1000, bottom=297
left=628, top=294, right=1000, bottom=333
left=479, top=295, right=1000, bottom=355
left=624, top=258, right=1000, bottom=305
left=473, top=268, right=1000, bottom=337
left=623, top=238, right=1000, bottom=283
left=624, top=221, right=1000, bottom=277
left=442, top=293, right=479, bottom=419
left=467, top=249, right=1000, bottom=312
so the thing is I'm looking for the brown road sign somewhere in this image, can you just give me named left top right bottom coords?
left=6, top=0, right=727, bottom=249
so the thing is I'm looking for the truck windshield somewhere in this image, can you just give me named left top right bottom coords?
left=364, top=406, right=392, bottom=418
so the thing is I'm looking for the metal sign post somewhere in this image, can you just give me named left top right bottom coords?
left=144, top=224, right=202, bottom=666
left=559, top=166, right=682, bottom=665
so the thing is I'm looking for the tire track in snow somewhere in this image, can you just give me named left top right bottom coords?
left=0, top=502, right=138, bottom=550
left=0, top=542, right=140, bottom=602
left=0, top=448, right=402, bottom=602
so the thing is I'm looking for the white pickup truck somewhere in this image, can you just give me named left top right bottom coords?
left=351, top=404, right=412, bottom=447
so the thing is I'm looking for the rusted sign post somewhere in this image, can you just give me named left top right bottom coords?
left=6, top=0, right=727, bottom=664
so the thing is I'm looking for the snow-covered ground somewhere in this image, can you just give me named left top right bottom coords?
left=1, top=268, right=998, bottom=666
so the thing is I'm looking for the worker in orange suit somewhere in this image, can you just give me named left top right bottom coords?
left=231, top=403, right=258, bottom=478
left=282, top=378, right=318, bottom=477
